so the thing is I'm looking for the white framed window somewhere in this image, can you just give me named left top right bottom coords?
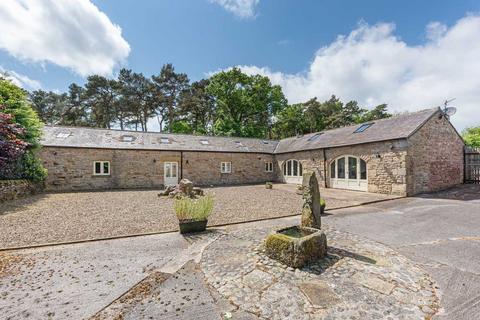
left=265, top=162, right=273, bottom=172
left=93, top=161, right=110, bottom=176
left=221, top=162, right=232, bottom=173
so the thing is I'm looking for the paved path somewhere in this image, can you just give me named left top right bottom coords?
left=324, top=195, right=480, bottom=320
left=0, top=232, right=220, bottom=320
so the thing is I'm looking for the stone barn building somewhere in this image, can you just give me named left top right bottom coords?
left=39, top=107, right=464, bottom=196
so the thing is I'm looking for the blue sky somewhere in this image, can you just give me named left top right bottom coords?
left=0, top=0, right=479, bottom=130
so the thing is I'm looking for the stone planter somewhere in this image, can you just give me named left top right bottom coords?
left=178, top=219, right=208, bottom=234
left=265, top=226, right=327, bottom=268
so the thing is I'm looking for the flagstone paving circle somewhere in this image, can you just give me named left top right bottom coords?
left=201, top=224, right=440, bottom=320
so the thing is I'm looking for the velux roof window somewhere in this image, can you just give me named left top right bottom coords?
left=307, top=133, right=323, bottom=141
left=160, top=137, right=170, bottom=144
left=200, top=139, right=210, bottom=145
left=56, top=132, right=71, bottom=138
left=354, top=123, right=374, bottom=133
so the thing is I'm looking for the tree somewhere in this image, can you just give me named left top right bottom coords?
left=152, top=64, right=189, bottom=132
left=0, top=105, right=27, bottom=179
left=206, top=67, right=287, bottom=138
left=177, top=79, right=215, bottom=134
left=0, top=78, right=47, bottom=181
left=84, top=75, right=118, bottom=129
left=356, top=104, right=391, bottom=123
left=271, top=103, right=307, bottom=139
left=462, top=127, right=480, bottom=147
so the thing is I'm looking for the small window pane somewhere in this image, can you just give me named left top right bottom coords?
left=293, top=160, right=298, bottom=176
left=330, top=162, right=336, bottom=178
left=348, top=157, right=357, bottom=179
left=103, top=162, right=109, bottom=174
left=95, top=162, right=101, bottom=174
left=287, top=160, right=292, bottom=176
left=360, top=159, right=367, bottom=180
left=171, top=163, right=177, bottom=177
left=165, top=163, right=171, bottom=177
left=283, top=162, right=287, bottom=175
left=270, top=162, right=273, bottom=172
left=299, top=162, right=302, bottom=176
left=337, top=158, right=345, bottom=179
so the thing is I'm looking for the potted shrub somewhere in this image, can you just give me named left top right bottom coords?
left=174, top=194, right=214, bottom=234
left=265, top=181, right=273, bottom=189
left=320, top=198, right=326, bottom=214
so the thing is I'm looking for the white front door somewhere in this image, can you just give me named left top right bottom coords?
left=164, top=162, right=179, bottom=186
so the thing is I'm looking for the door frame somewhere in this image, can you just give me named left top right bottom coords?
left=164, top=161, right=179, bottom=186
left=330, top=155, right=368, bottom=191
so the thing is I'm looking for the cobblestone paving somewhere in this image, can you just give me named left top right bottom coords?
left=201, top=224, right=440, bottom=320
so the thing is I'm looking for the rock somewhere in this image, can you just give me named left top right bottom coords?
left=178, top=179, right=194, bottom=195
left=158, top=185, right=175, bottom=197
left=192, top=187, right=204, bottom=196
left=300, top=172, right=322, bottom=229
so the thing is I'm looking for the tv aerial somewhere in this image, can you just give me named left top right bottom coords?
left=441, top=98, right=457, bottom=119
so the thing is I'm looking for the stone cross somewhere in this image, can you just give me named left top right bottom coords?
left=300, top=171, right=322, bottom=229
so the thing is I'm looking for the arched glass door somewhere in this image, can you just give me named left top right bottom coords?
left=330, top=156, right=367, bottom=191
left=282, top=159, right=303, bottom=184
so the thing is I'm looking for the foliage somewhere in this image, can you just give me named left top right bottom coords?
left=320, top=198, right=326, bottom=208
left=0, top=79, right=47, bottom=181
left=462, top=126, right=480, bottom=147
left=24, top=65, right=392, bottom=140
left=0, top=79, right=43, bottom=149
left=272, top=95, right=391, bottom=139
left=21, top=151, right=48, bottom=182
left=206, top=67, right=288, bottom=138
left=174, top=194, right=214, bottom=221
left=0, top=105, right=27, bottom=179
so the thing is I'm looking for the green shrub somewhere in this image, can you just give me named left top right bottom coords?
left=21, top=151, right=47, bottom=182
left=320, top=198, right=326, bottom=208
left=265, top=181, right=273, bottom=189
left=0, top=78, right=47, bottom=182
left=174, top=194, right=214, bottom=221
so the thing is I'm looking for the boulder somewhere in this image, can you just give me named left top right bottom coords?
left=300, top=172, right=322, bottom=229
left=178, top=179, right=194, bottom=196
left=192, top=187, right=204, bottom=197
left=158, top=185, right=175, bottom=197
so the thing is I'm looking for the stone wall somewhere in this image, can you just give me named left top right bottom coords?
left=0, top=180, right=39, bottom=203
left=275, top=139, right=409, bottom=196
left=182, top=152, right=275, bottom=186
left=39, top=147, right=275, bottom=191
left=406, top=113, right=464, bottom=195
left=39, top=147, right=179, bottom=191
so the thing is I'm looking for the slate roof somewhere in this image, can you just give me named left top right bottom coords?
left=40, top=126, right=278, bottom=153
left=274, top=107, right=440, bottom=153
left=41, top=108, right=440, bottom=154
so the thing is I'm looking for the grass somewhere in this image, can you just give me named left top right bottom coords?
left=174, top=194, right=214, bottom=221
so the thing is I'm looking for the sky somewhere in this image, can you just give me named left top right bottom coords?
left=0, top=0, right=479, bottom=131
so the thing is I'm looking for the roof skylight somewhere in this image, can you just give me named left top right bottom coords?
left=307, top=133, right=322, bottom=141
left=160, top=137, right=170, bottom=144
left=354, top=123, right=374, bottom=133
left=121, top=135, right=135, bottom=142
left=56, top=132, right=71, bottom=138
left=199, top=139, right=209, bottom=145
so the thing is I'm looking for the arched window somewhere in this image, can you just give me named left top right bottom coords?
left=330, top=156, right=366, bottom=180
left=283, top=159, right=303, bottom=177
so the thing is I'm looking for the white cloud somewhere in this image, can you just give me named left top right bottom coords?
left=0, top=0, right=130, bottom=77
left=210, top=0, right=259, bottom=19
left=232, top=16, right=480, bottom=131
left=0, top=67, right=41, bottom=90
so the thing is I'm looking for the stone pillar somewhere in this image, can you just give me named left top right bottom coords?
left=301, top=171, right=322, bottom=229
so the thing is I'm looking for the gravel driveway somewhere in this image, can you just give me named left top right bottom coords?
left=0, top=185, right=303, bottom=248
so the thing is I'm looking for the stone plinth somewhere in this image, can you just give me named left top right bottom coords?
left=265, top=226, right=327, bottom=268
